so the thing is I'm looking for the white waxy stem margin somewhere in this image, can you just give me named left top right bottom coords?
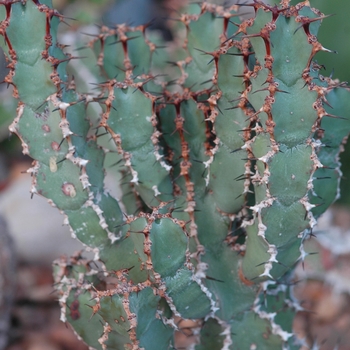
left=254, top=281, right=294, bottom=344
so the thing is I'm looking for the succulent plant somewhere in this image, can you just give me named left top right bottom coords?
left=2, top=0, right=350, bottom=349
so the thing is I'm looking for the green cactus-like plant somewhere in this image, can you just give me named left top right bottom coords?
left=2, top=0, right=350, bottom=348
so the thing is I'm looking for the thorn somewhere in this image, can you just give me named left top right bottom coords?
left=96, top=132, right=109, bottom=138
left=80, top=31, right=101, bottom=38
left=114, top=222, right=128, bottom=229
left=200, top=78, right=213, bottom=85
left=294, top=14, right=335, bottom=35
left=226, top=52, right=245, bottom=57
left=322, top=47, right=337, bottom=54
left=309, top=230, right=317, bottom=239
left=166, top=60, right=179, bottom=67
left=234, top=193, right=244, bottom=200
left=323, top=113, right=347, bottom=120
left=74, top=45, right=88, bottom=52
left=35, top=99, right=48, bottom=112
left=253, top=87, right=290, bottom=94
left=58, top=138, right=65, bottom=148
left=234, top=174, right=248, bottom=181
left=109, top=158, right=125, bottom=168
left=108, top=36, right=140, bottom=45
left=322, top=98, right=333, bottom=109
left=312, top=193, right=323, bottom=200
left=304, top=210, right=308, bottom=221
left=205, top=275, right=224, bottom=283
left=51, top=56, right=87, bottom=68
left=225, top=105, right=239, bottom=111
left=56, top=157, right=67, bottom=165
left=216, top=104, right=223, bottom=115
left=241, top=157, right=258, bottom=161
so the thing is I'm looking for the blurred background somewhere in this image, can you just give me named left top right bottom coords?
left=0, top=0, right=349, bottom=349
